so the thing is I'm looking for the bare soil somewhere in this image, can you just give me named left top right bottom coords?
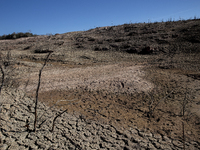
left=1, top=19, right=200, bottom=143
left=18, top=63, right=153, bottom=93
left=16, top=60, right=200, bottom=143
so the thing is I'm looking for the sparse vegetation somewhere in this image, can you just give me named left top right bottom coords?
left=0, top=18, right=200, bottom=149
left=0, top=32, right=37, bottom=40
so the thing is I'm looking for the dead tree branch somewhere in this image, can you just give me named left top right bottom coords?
left=38, top=97, right=77, bottom=121
left=50, top=109, right=68, bottom=132
left=0, top=66, right=4, bottom=94
left=34, top=52, right=52, bottom=132
left=50, top=99, right=81, bottom=132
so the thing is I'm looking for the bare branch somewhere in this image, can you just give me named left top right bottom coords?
left=38, top=99, right=81, bottom=130
left=34, top=52, right=52, bottom=132
left=0, top=65, right=4, bottom=94
left=50, top=109, right=68, bottom=132
left=37, top=98, right=78, bottom=122
left=50, top=98, right=81, bottom=132
left=151, top=89, right=174, bottom=113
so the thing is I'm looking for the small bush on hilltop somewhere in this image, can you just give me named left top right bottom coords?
left=0, top=32, right=37, bottom=40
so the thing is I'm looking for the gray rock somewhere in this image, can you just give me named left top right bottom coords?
left=139, top=131, right=153, bottom=138
left=2, top=104, right=10, bottom=110
left=163, top=135, right=172, bottom=143
left=1, top=112, right=9, bottom=121
left=152, top=141, right=162, bottom=149
left=153, top=133, right=162, bottom=140
left=12, top=132, right=28, bottom=141
left=7, top=141, right=20, bottom=150
left=129, top=128, right=138, bottom=134
left=35, top=140, right=48, bottom=149
left=172, top=140, right=183, bottom=149
left=131, top=134, right=143, bottom=143
left=0, top=144, right=8, bottom=150
left=4, top=137, right=15, bottom=146
left=18, top=146, right=29, bottom=150
left=84, top=130, right=91, bottom=137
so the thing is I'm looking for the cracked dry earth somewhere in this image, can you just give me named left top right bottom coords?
left=1, top=61, right=200, bottom=149
left=0, top=89, right=199, bottom=150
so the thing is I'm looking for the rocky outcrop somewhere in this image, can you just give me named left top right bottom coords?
left=0, top=89, right=199, bottom=150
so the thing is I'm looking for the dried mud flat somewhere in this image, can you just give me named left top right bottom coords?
left=19, top=63, right=153, bottom=93
left=14, top=59, right=200, bottom=146
left=1, top=89, right=199, bottom=150
left=1, top=48, right=200, bottom=149
left=1, top=60, right=200, bottom=149
left=1, top=19, right=200, bottom=149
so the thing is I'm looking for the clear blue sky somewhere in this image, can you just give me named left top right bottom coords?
left=0, top=0, right=200, bottom=36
